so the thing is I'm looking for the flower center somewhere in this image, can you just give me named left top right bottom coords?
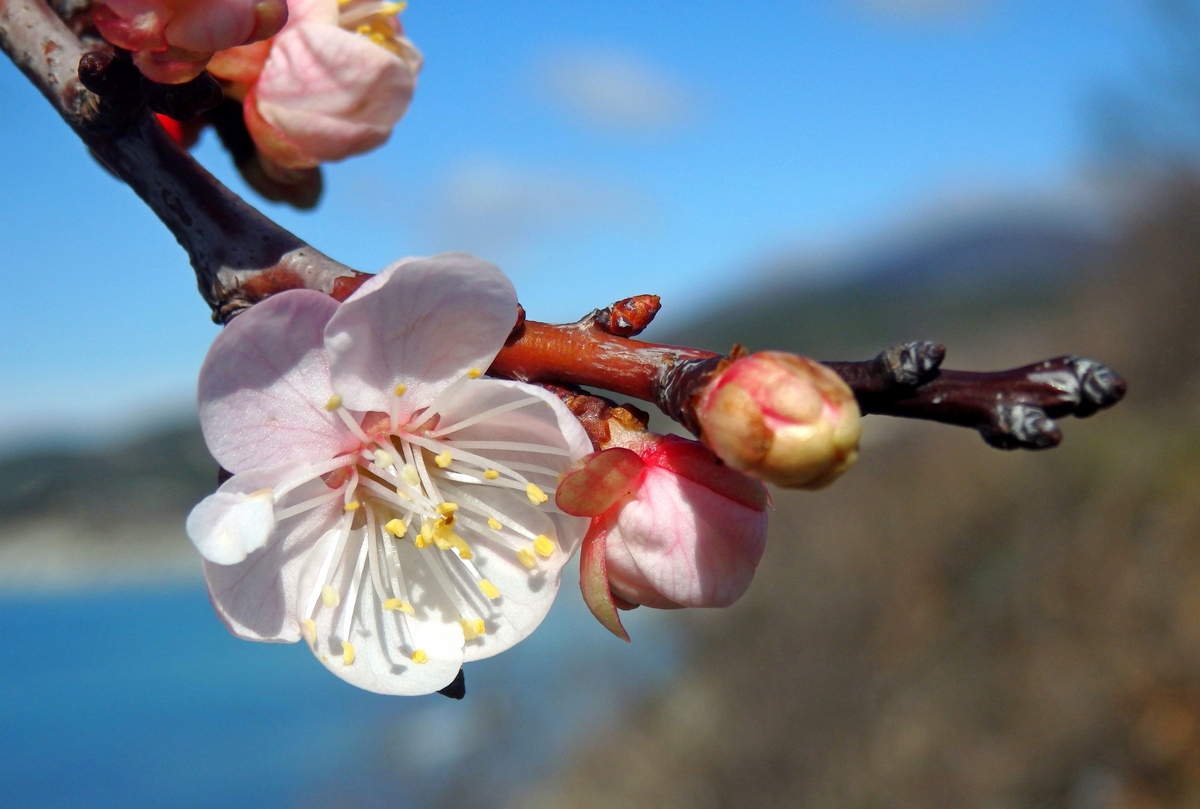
left=338, top=0, right=410, bottom=57
left=276, top=375, right=566, bottom=668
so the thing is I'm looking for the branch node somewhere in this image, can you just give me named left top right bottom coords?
left=657, top=355, right=725, bottom=436
left=591, top=295, right=662, bottom=337
left=882, top=341, right=946, bottom=386
left=985, top=404, right=1062, bottom=451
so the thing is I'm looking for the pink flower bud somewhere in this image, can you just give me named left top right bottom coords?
left=696, top=351, right=862, bottom=490
left=558, top=433, right=769, bottom=640
left=224, top=1, right=422, bottom=171
left=93, top=0, right=288, bottom=84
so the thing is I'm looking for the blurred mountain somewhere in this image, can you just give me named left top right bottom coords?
left=660, top=206, right=1111, bottom=361
left=0, top=421, right=212, bottom=587
left=513, top=180, right=1200, bottom=809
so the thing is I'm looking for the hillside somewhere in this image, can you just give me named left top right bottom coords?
left=512, top=184, right=1200, bottom=809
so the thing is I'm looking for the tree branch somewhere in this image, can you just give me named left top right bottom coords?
left=0, top=0, right=362, bottom=323
left=492, top=307, right=1127, bottom=450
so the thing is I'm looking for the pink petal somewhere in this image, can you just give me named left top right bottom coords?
left=580, top=519, right=630, bottom=641
left=615, top=467, right=768, bottom=608
left=165, top=0, right=261, bottom=53
left=201, top=465, right=344, bottom=642
left=299, top=527, right=466, bottom=695
left=324, top=254, right=519, bottom=416
left=556, top=448, right=646, bottom=518
left=253, top=22, right=416, bottom=165
left=603, top=517, right=683, bottom=611
left=198, top=289, right=357, bottom=474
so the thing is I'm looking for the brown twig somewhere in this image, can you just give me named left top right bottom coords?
left=492, top=308, right=1127, bottom=451
left=0, top=0, right=361, bottom=322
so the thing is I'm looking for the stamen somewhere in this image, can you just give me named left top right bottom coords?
left=322, top=584, right=340, bottom=608
left=338, top=538, right=371, bottom=645
left=460, top=618, right=480, bottom=640
left=534, top=535, right=556, bottom=557
left=488, top=517, right=502, bottom=531
left=324, top=394, right=343, bottom=411
left=446, top=440, right=571, bottom=457
left=336, top=408, right=372, bottom=443
left=437, top=502, right=459, bottom=515
left=479, top=579, right=501, bottom=599
left=467, top=367, right=483, bottom=379
left=484, top=469, right=500, bottom=480
left=412, top=650, right=428, bottom=664
left=441, top=487, right=539, bottom=540
left=401, top=464, right=420, bottom=487
left=394, top=383, right=407, bottom=397
left=404, top=433, right=531, bottom=484
left=526, top=483, right=549, bottom=505
left=344, top=500, right=361, bottom=512
left=302, top=618, right=317, bottom=645
left=342, top=641, right=356, bottom=665
left=304, top=517, right=352, bottom=619
left=435, top=449, right=453, bottom=468
left=517, top=547, right=537, bottom=568
left=428, top=395, right=543, bottom=438
left=383, top=598, right=415, bottom=615
left=273, top=454, right=357, bottom=499
left=374, top=449, right=394, bottom=469
left=385, top=518, right=407, bottom=536
left=365, top=509, right=387, bottom=603
left=274, top=489, right=343, bottom=521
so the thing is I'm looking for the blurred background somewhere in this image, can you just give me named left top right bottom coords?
left=2, top=0, right=1200, bottom=806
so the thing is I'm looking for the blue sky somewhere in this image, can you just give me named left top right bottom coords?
left=0, top=0, right=1157, bottom=447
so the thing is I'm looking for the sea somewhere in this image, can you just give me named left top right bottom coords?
left=0, top=574, right=678, bottom=808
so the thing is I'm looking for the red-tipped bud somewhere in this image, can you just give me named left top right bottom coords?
left=558, top=434, right=770, bottom=640
left=696, top=351, right=861, bottom=489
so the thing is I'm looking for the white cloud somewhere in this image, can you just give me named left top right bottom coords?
left=426, top=158, right=655, bottom=255
left=538, top=46, right=696, bottom=135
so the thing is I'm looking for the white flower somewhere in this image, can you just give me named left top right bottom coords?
left=186, top=253, right=592, bottom=695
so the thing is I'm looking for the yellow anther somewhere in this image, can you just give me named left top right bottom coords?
left=517, top=547, right=537, bottom=569
left=373, top=449, right=393, bottom=468
left=467, top=367, right=483, bottom=379
left=484, top=469, right=500, bottom=480
left=401, top=464, right=420, bottom=487
left=343, top=500, right=360, bottom=512
left=323, top=394, right=342, bottom=411
left=394, top=383, right=407, bottom=397
left=452, top=537, right=473, bottom=560
left=321, top=584, right=340, bottom=608
left=384, top=518, right=407, bottom=537
left=302, top=618, right=317, bottom=645
left=437, top=502, right=459, bottom=515
left=384, top=598, right=415, bottom=615
left=534, top=535, right=555, bottom=557
left=381, top=1, right=407, bottom=14
left=433, top=535, right=453, bottom=551
left=526, top=483, right=548, bottom=505
left=488, top=517, right=503, bottom=531
left=356, top=23, right=372, bottom=34
left=435, top=450, right=453, bottom=468
left=460, top=618, right=479, bottom=640
left=411, top=649, right=428, bottom=664
left=472, top=618, right=486, bottom=636
left=342, top=641, right=356, bottom=665
left=479, top=579, right=501, bottom=599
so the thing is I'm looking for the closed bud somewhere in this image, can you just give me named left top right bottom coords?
left=696, top=351, right=861, bottom=489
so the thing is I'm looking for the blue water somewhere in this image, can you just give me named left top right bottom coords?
left=0, top=579, right=678, bottom=808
